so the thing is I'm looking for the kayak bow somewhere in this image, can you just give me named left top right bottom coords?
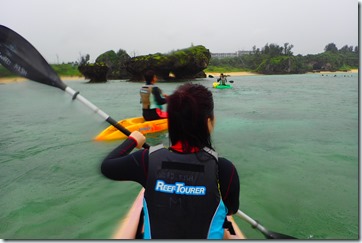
left=94, top=117, right=168, bottom=141
left=112, top=189, right=245, bottom=239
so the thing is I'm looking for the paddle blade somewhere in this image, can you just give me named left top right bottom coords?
left=265, top=231, right=297, bottom=239
left=0, top=25, right=66, bottom=90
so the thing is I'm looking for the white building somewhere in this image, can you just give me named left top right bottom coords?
left=211, top=50, right=252, bottom=58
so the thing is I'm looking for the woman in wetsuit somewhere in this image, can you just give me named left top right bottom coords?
left=101, top=83, right=241, bottom=239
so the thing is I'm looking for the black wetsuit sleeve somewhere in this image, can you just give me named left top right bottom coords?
left=100, top=137, right=149, bottom=187
left=218, top=157, right=240, bottom=215
left=152, top=87, right=167, bottom=105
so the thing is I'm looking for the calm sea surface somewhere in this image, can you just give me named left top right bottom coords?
left=0, top=73, right=358, bottom=239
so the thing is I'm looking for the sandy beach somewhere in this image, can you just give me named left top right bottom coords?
left=318, top=69, right=358, bottom=74
left=0, top=69, right=358, bottom=84
left=0, top=76, right=86, bottom=84
left=206, top=71, right=259, bottom=77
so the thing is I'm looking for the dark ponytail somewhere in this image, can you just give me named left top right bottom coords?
left=167, top=83, right=214, bottom=152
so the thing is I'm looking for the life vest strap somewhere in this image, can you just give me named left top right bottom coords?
left=135, top=209, right=144, bottom=239
left=223, top=218, right=236, bottom=235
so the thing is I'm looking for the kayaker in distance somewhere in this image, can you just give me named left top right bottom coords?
left=101, top=83, right=242, bottom=239
left=217, top=73, right=227, bottom=85
left=140, top=70, right=168, bottom=121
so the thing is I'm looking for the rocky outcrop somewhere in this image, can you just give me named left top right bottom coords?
left=125, top=45, right=211, bottom=81
left=78, top=45, right=211, bottom=82
left=78, top=63, right=109, bottom=83
left=95, top=49, right=132, bottom=79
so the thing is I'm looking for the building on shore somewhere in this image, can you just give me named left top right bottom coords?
left=211, top=50, right=252, bottom=58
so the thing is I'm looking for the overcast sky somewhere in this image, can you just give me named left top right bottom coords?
left=1, top=0, right=358, bottom=63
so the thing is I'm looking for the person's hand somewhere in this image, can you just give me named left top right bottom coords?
left=129, top=131, right=146, bottom=149
left=163, top=94, right=168, bottom=98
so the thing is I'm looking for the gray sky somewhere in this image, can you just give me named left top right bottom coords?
left=1, top=0, right=358, bottom=63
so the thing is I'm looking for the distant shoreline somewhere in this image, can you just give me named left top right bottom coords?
left=206, top=71, right=259, bottom=77
left=0, top=69, right=358, bottom=84
left=207, top=69, right=358, bottom=77
left=0, top=76, right=85, bottom=84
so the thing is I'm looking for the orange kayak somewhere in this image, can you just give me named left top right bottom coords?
left=112, top=189, right=246, bottom=239
left=94, top=117, right=168, bottom=141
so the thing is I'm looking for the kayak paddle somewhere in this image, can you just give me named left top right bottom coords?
left=236, top=209, right=296, bottom=239
left=0, top=25, right=150, bottom=149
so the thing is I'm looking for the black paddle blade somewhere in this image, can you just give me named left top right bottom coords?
left=264, top=231, right=297, bottom=239
left=0, top=25, right=66, bottom=90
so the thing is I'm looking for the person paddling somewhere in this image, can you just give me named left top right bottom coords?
left=217, top=73, right=227, bottom=85
left=140, top=70, right=168, bottom=121
left=101, top=83, right=242, bottom=239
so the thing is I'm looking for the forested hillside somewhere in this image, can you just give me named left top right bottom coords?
left=207, top=43, right=358, bottom=74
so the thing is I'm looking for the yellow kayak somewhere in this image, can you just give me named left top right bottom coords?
left=94, top=117, right=168, bottom=141
left=112, top=189, right=246, bottom=239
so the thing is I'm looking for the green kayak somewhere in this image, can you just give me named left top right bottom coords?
left=213, top=82, right=232, bottom=89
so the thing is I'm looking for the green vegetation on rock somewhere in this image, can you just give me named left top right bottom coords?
left=126, top=45, right=211, bottom=80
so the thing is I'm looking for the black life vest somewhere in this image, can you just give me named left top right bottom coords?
left=143, top=144, right=227, bottom=239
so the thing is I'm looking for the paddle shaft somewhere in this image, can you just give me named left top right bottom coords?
left=236, top=209, right=296, bottom=239
left=64, top=86, right=149, bottom=148
left=236, top=210, right=270, bottom=236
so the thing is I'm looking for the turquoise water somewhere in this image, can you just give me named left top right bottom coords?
left=0, top=73, right=358, bottom=239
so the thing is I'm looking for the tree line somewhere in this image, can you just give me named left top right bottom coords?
left=0, top=42, right=358, bottom=78
left=208, top=43, right=359, bottom=74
